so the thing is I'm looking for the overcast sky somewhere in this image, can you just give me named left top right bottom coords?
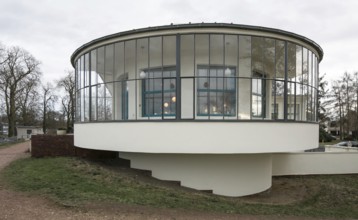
left=1, top=0, right=358, bottom=84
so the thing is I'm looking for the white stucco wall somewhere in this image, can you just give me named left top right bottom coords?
left=119, top=152, right=272, bottom=197
left=272, top=152, right=358, bottom=175
left=16, top=127, right=43, bottom=140
left=74, top=122, right=318, bottom=154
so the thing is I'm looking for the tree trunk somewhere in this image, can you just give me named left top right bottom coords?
left=8, top=90, right=16, bottom=137
left=43, top=102, right=46, bottom=134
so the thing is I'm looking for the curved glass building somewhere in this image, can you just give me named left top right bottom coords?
left=71, top=23, right=323, bottom=196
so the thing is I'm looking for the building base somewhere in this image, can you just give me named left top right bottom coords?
left=119, top=152, right=272, bottom=197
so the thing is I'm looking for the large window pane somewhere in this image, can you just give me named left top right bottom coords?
left=224, top=35, right=238, bottom=75
left=195, top=34, right=209, bottom=119
left=137, top=38, right=148, bottom=78
left=97, top=47, right=105, bottom=84
left=287, top=43, right=296, bottom=81
left=163, top=36, right=176, bottom=67
left=76, top=88, right=81, bottom=122
left=264, top=38, right=275, bottom=79
left=274, top=80, right=285, bottom=120
left=296, top=46, right=303, bottom=83
left=302, top=47, right=308, bottom=85
left=84, top=87, right=90, bottom=122
left=105, top=45, right=114, bottom=82
left=84, top=54, right=90, bottom=122
left=195, top=34, right=209, bottom=68
left=79, top=56, right=84, bottom=89
left=124, top=40, right=136, bottom=119
left=104, top=45, right=114, bottom=120
left=181, top=35, right=194, bottom=118
left=275, top=40, right=285, bottom=80
left=90, top=50, right=97, bottom=86
left=149, top=37, right=162, bottom=68
left=142, top=67, right=176, bottom=117
left=197, top=66, right=236, bottom=117
left=239, top=36, right=251, bottom=77
left=75, top=60, right=80, bottom=122
left=238, top=36, right=251, bottom=119
left=264, top=38, right=275, bottom=119
left=91, top=84, right=97, bottom=121
left=124, top=40, right=136, bottom=80
left=252, top=37, right=264, bottom=75
left=181, top=35, right=194, bottom=77
left=80, top=57, right=85, bottom=122
left=275, top=41, right=285, bottom=120
left=97, top=83, right=105, bottom=121
left=308, top=50, right=312, bottom=87
left=252, top=73, right=266, bottom=119
left=84, top=53, right=90, bottom=87
left=210, top=35, right=224, bottom=66
left=105, top=82, right=113, bottom=120
left=114, top=42, right=126, bottom=120
left=287, top=82, right=296, bottom=120
left=76, top=58, right=81, bottom=90
left=197, top=66, right=236, bottom=118
left=287, top=43, right=296, bottom=120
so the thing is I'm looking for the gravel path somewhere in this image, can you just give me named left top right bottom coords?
left=0, top=142, right=339, bottom=220
left=0, top=141, right=30, bottom=170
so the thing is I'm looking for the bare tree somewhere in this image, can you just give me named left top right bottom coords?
left=17, top=76, right=41, bottom=125
left=341, top=72, right=354, bottom=137
left=57, top=70, right=75, bottom=132
left=41, top=83, right=57, bottom=133
left=331, top=81, right=345, bottom=139
left=318, top=74, right=331, bottom=142
left=0, top=43, right=6, bottom=65
left=0, top=46, right=41, bottom=137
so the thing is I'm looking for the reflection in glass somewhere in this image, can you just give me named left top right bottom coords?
left=97, top=47, right=105, bottom=83
left=275, top=41, right=285, bottom=79
left=252, top=73, right=265, bottom=118
left=181, top=35, right=194, bottom=77
left=296, top=46, right=303, bottom=83
left=252, top=37, right=264, bottom=75
left=149, top=37, right=162, bottom=68
left=163, top=36, right=176, bottom=67
left=210, top=35, right=224, bottom=66
left=142, top=67, right=176, bottom=117
left=197, top=66, right=236, bottom=117
left=264, top=38, right=275, bottom=79
left=105, top=82, right=113, bottom=120
left=80, top=57, right=85, bottom=122
left=74, top=33, right=320, bottom=123
left=125, top=40, right=135, bottom=80
left=97, top=83, right=105, bottom=121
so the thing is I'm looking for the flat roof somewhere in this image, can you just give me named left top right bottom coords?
left=71, top=23, right=323, bottom=66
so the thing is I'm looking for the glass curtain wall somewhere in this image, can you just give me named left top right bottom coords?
left=75, top=33, right=319, bottom=123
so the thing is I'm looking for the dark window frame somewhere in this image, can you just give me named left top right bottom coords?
left=141, top=66, right=177, bottom=117
left=196, top=65, right=237, bottom=117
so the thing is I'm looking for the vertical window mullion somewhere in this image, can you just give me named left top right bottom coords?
left=176, top=34, right=181, bottom=120
left=283, top=41, right=288, bottom=121
left=208, top=35, right=211, bottom=119
left=237, top=36, right=239, bottom=120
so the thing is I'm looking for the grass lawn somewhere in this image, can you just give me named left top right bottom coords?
left=318, top=140, right=344, bottom=148
left=1, top=157, right=357, bottom=218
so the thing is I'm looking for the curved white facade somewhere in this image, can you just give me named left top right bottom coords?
left=75, top=122, right=318, bottom=153
left=72, top=23, right=323, bottom=196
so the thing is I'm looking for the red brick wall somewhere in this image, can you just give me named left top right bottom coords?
left=31, top=135, right=118, bottom=159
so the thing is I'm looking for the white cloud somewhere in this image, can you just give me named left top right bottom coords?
left=1, top=0, right=357, bottom=84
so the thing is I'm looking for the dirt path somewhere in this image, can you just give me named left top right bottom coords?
left=0, top=142, right=339, bottom=220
